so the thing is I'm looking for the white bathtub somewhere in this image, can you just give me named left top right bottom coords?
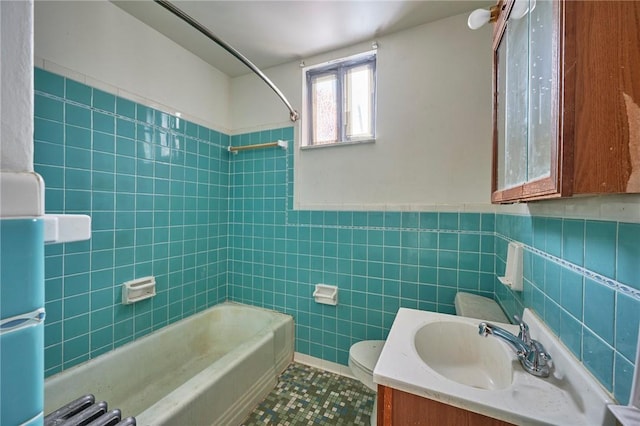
left=44, top=302, right=294, bottom=426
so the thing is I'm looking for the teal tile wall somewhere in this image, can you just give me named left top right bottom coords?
left=34, top=68, right=229, bottom=376
left=494, top=214, right=640, bottom=404
left=32, top=68, right=638, bottom=406
left=226, top=129, right=497, bottom=366
left=229, top=128, right=639, bottom=403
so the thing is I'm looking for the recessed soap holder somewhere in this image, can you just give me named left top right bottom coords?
left=498, top=241, right=523, bottom=292
left=313, top=284, right=338, bottom=306
left=122, top=276, right=156, bottom=304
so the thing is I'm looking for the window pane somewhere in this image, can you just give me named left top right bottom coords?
left=345, top=64, right=373, bottom=140
left=311, top=74, right=338, bottom=145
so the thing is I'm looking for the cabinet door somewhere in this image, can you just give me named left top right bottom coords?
left=492, top=0, right=564, bottom=203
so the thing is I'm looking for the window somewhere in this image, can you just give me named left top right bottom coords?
left=303, top=51, right=376, bottom=147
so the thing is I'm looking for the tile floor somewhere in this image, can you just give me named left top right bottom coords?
left=241, top=362, right=375, bottom=425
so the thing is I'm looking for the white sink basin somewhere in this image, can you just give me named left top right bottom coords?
left=373, top=308, right=616, bottom=425
left=414, top=321, right=513, bottom=390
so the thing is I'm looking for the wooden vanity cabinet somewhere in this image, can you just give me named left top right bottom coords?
left=491, top=0, right=640, bottom=203
left=376, top=385, right=514, bottom=426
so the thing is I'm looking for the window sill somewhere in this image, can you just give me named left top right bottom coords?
left=300, top=139, right=375, bottom=151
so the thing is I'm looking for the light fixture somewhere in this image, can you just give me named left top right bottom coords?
left=299, top=60, right=305, bottom=68
left=467, top=4, right=500, bottom=30
left=372, top=41, right=379, bottom=50
left=467, top=0, right=536, bottom=30
left=511, top=0, right=536, bottom=20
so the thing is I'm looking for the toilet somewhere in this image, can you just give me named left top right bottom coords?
left=348, top=292, right=507, bottom=424
left=348, top=340, right=385, bottom=425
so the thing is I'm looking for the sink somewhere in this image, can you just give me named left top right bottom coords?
left=414, top=321, right=513, bottom=390
left=374, top=308, right=617, bottom=425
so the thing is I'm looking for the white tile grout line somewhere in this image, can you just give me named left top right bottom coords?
left=36, top=66, right=640, bottom=222
left=36, top=87, right=640, bottom=367
left=36, top=61, right=231, bottom=136
left=34, top=90, right=229, bottom=152
left=496, top=234, right=640, bottom=302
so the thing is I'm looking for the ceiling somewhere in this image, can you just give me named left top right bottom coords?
left=112, top=1, right=481, bottom=77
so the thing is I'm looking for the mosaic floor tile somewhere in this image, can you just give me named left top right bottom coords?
left=242, top=362, right=375, bottom=425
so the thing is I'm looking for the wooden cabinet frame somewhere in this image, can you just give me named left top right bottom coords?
left=491, top=0, right=571, bottom=202
left=377, top=385, right=514, bottom=425
left=491, top=0, right=640, bottom=203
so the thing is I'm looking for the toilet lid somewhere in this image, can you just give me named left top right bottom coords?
left=349, top=340, right=385, bottom=374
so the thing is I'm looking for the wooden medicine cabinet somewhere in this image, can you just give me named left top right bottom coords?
left=491, top=0, right=640, bottom=203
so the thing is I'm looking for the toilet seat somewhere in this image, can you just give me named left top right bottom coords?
left=348, top=340, right=385, bottom=391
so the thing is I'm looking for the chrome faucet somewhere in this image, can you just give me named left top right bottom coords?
left=478, top=316, right=553, bottom=378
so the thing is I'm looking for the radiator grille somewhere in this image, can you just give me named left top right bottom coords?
left=44, top=395, right=136, bottom=426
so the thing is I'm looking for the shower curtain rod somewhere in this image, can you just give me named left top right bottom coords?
left=154, top=0, right=300, bottom=122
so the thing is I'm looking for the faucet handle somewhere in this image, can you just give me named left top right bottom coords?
left=530, top=340, right=553, bottom=375
left=478, top=322, right=490, bottom=337
left=535, top=342, right=552, bottom=363
left=514, top=315, right=531, bottom=344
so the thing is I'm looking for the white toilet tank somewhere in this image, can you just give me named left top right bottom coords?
left=454, top=292, right=509, bottom=323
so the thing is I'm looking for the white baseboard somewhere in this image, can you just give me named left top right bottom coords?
left=294, top=352, right=355, bottom=379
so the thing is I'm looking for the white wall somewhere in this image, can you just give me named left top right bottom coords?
left=231, top=13, right=494, bottom=209
left=34, top=1, right=231, bottom=133
left=1, top=0, right=34, bottom=172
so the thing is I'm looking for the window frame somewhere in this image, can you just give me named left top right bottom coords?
left=302, top=50, right=377, bottom=148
